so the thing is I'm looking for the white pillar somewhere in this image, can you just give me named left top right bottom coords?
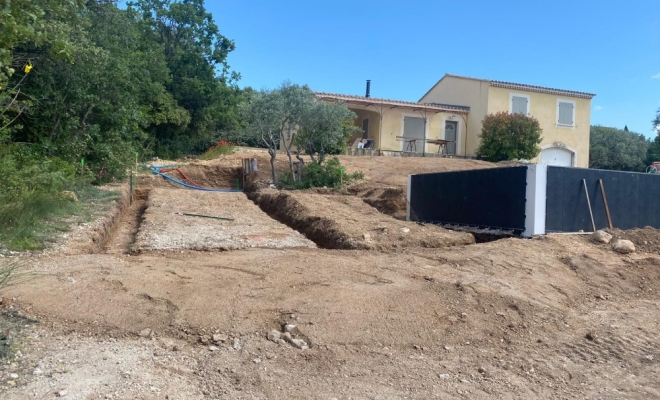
left=523, top=165, right=547, bottom=237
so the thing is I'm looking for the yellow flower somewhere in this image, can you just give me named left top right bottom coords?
left=24, top=62, right=33, bottom=74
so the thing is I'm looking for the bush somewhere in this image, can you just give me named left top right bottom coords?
left=279, top=158, right=363, bottom=190
left=0, top=146, right=120, bottom=250
left=476, top=112, right=543, bottom=162
left=199, top=140, right=235, bottom=160
left=589, top=125, right=649, bottom=171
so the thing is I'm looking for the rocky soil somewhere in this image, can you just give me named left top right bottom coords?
left=3, top=154, right=660, bottom=399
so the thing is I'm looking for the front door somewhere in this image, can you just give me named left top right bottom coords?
left=444, top=121, right=457, bottom=154
left=362, top=118, right=369, bottom=139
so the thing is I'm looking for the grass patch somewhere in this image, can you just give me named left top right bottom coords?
left=199, top=140, right=235, bottom=160
left=0, top=184, right=121, bottom=251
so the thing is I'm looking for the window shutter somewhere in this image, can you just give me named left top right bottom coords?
left=511, top=96, right=528, bottom=115
left=558, top=102, right=574, bottom=125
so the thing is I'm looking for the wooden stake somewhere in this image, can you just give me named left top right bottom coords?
left=129, top=171, right=133, bottom=206
left=583, top=179, right=596, bottom=232
left=598, top=179, right=613, bottom=229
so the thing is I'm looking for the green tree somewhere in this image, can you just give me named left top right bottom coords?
left=0, top=0, right=86, bottom=142
left=476, top=112, right=543, bottom=162
left=127, top=0, right=242, bottom=158
left=239, top=83, right=357, bottom=182
left=295, top=100, right=357, bottom=164
left=9, top=1, right=189, bottom=180
left=589, top=125, right=649, bottom=172
left=646, top=136, right=660, bottom=166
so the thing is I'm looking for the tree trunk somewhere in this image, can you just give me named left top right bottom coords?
left=269, top=148, right=277, bottom=183
left=280, top=131, right=296, bottom=181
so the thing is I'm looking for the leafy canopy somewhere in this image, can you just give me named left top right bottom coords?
left=589, top=125, right=650, bottom=172
left=476, top=112, right=543, bottom=162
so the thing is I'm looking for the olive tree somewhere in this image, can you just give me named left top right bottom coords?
left=295, top=100, right=357, bottom=165
left=239, top=82, right=356, bottom=182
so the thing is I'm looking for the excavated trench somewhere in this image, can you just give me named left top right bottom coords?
left=247, top=190, right=476, bottom=250
left=102, top=189, right=150, bottom=254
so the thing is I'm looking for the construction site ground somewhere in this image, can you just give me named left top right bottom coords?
left=2, top=152, right=660, bottom=399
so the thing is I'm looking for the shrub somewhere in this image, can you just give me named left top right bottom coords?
left=199, top=140, right=235, bottom=160
left=0, top=146, right=120, bottom=250
left=476, top=112, right=543, bottom=162
left=279, top=158, right=363, bottom=190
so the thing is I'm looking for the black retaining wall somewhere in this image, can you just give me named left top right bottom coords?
left=545, top=167, right=660, bottom=232
left=409, top=166, right=528, bottom=231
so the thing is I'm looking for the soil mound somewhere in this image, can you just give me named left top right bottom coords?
left=606, top=227, right=660, bottom=254
left=249, top=189, right=474, bottom=249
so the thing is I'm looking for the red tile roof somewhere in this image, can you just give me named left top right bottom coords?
left=315, top=92, right=470, bottom=113
left=444, top=74, right=596, bottom=99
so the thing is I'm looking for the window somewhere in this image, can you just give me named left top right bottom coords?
left=557, top=100, right=575, bottom=126
left=510, top=94, right=529, bottom=115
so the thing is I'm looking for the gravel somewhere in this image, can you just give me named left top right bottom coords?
left=134, top=189, right=315, bottom=251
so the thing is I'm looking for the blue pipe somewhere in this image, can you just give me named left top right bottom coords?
left=150, top=166, right=242, bottom=193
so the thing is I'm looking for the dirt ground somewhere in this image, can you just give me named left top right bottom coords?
left=134, top=189, right=314, bottom=251
left=3, top=153, right=660, bottom=399
left=249, top=189, right=474, bottom=249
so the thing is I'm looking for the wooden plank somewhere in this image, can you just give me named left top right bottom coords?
left=583, top=179, right=596, bottom=232
left=598, top=179, right=613, bottom=229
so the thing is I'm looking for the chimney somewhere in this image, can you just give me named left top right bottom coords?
left=365, top=80, right=371, bottom=98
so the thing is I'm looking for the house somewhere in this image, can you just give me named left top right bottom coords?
left=315, top=91, right=470, bottom=156
left=419, top=74, right=595, bottom=167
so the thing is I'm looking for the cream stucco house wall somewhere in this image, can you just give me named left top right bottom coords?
left=419, top=74, right=595, bottom=168
left=283, top=92, right=470, bottom=156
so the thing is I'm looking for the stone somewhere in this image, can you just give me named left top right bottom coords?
left=58, top=390, right=68, bottom=397
left=592, top=230, right=612, bottom=244
left=199, top=335, right=210, bottom=345
left=290, top=338, right=308, bottom=349
left=438, top=374, right=450, bottom=379
left=138, top=328, right=152, bottom=338
left=363, top=233, right=371, bottom=241
left=208, top=346, right=219, bottom=352
left=401, top=228, right=410, bottom=233
left=232, top=338, right=241, bottom=351
left=9, top=373, right=18, bottom=379
left=61, top=191, right=78, bottom=202
left=267, top=330, right=281, bottom=342
left=283, top=324, right=296, bottom=333
left=212, top=333, right=228, bottom=343
left=253, top=358, right=262, bottom=364
left=612, top=239, right=635, bottom=254
left=275, top=339, right=287, bottom=346
left=33, top=368, right=43, bottom=376
left=281, top=332, right=292, bottom=342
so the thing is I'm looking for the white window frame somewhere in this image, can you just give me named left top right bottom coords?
left=509, top=93, right=530, bottom=116
left=556, top=99, right=576, bottom=128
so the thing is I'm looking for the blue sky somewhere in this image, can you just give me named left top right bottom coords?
left=209, top=0, right=660, bottom=137
left=119, top=1, right=659, bottom=137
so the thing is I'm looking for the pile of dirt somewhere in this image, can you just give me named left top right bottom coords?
left=606, top=227, right=660, bottom=254
left=134, top=188, right=315, bottom=251
left=248, top=189, right=474, bottom=249
left=348, top=183, right=408, bottom=219
left=7, top=234, right=660, bottom=398
left=164, top=164, right=242, bottom=189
